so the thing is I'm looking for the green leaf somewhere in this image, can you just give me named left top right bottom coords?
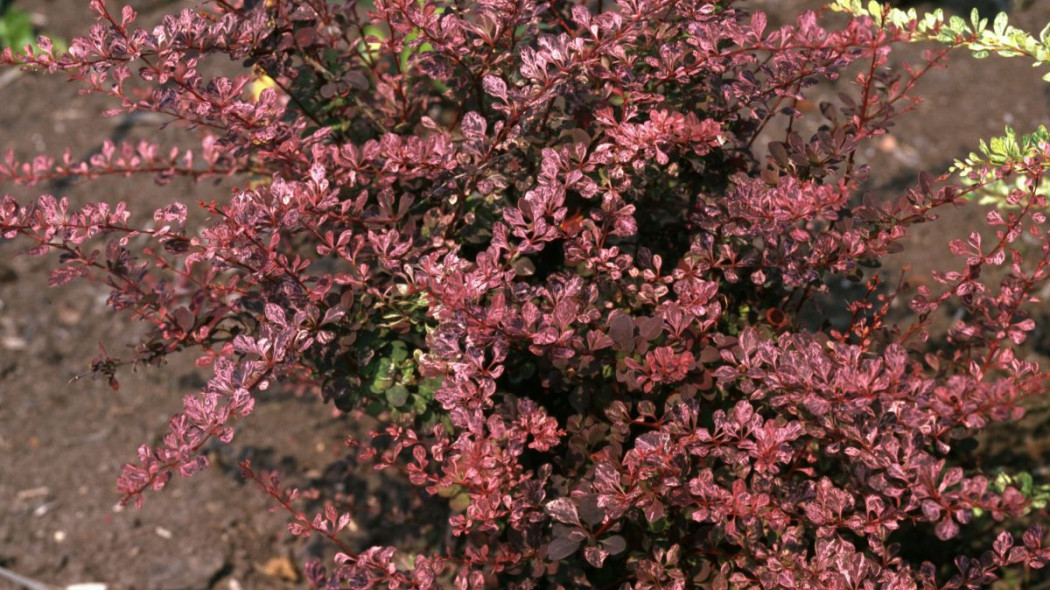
left=385, top=384, right=409, bottom=407
left=411, top=393, right=428, bottom=414
left=389, top=340, right=409, bottom=363
left=449, top=492, right=471, bottom=513
left=1018, top=471, right=1035, bottom=496
left=0, top=8, right=36, bottom=51
left=866, top=0, right=882, bottom=22
left=370, top=360, right=395, bottom=393
left=970, top=8, right=987, bottom=34
left=994, top=12, right=1009, bottom=36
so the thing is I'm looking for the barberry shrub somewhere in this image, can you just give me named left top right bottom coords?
left=5, top=0, right=1050, bottom=587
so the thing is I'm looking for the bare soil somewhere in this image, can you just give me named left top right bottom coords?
left=3, top=1, right=1050, bottom=589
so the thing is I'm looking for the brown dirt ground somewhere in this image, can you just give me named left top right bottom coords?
left=5, top=1, right=1050, bottom=589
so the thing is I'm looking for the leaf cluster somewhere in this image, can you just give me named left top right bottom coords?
left=4, top=1, right=1050, bottom=588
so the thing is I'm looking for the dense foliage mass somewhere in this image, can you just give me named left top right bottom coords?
left=4, top=0, right=1050, bottom=587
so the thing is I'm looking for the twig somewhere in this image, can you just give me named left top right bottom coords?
left=0, top=565, right=53, bottom=590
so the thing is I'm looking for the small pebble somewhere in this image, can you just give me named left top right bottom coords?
left=1, top=335, right=27, bottom=350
